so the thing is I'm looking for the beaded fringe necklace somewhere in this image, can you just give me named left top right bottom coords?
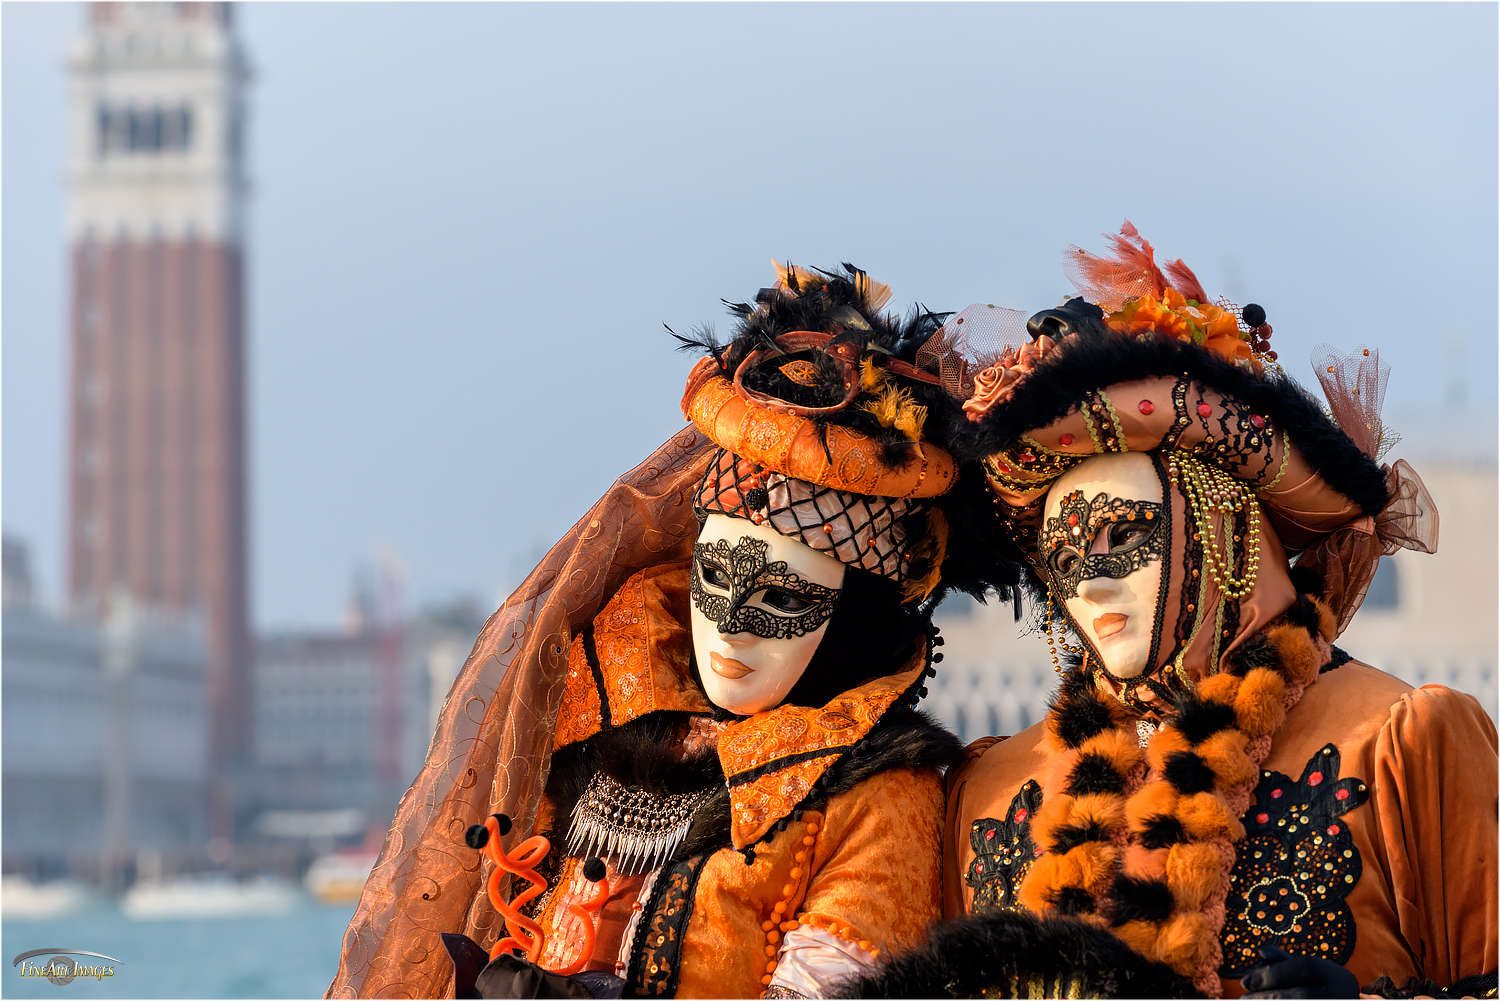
left=1016, top=594, right=1336, bottom=996
left=565, top=772, right=717, bottom=876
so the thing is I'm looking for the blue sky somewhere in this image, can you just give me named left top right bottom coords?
left=5, top=2, right=1496, bottom=629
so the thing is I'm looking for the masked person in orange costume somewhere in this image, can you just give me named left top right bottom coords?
left=843, top=225, right=1498, bottom=1000
left=326, top=264, right=1017, bottom=1000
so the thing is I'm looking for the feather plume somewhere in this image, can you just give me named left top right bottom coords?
left=1063, top=219, right=1168, bottom=313
left=844, top=262, right=894, bottom=313
left=667, top=324, right=730, bottom=371
left=861, top=383, right=927, bottom=442
left=900, top=508, right=948, bottom=605
left=773, top=260, right=825, bottom=297
left=1161, top=258, right=1208, bottom=304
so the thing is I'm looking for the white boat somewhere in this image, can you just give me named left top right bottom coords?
left=303, top=849, right=378, bottom=905
left=0, top=877, right=91, bottom=920
left=120, top=874, right=301, bottom=920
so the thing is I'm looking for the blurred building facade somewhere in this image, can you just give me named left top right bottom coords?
left=63, top=2, right=252, bottom=804
left=2, top=537, right=211, bottom=884
left=240, top=595, right=486, bottom=865
left=927, top=424, right=1498, bottom=743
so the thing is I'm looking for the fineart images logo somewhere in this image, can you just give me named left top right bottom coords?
left=11, top=949, right=121, bottom=986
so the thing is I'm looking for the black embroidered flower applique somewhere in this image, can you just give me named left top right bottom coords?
left=966, top=780, right=1042, bottom=914
left=1219, top=743, right=1370, bottom=976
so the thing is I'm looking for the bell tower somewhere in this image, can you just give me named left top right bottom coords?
left=64, top=2, right=251, bottom=803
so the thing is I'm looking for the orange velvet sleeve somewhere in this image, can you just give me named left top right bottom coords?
left=796, top=767, right=946, bottom=960
left=1374, top=685, right=1499, bottom=984
left=941, top=737, right=1002, bottom=919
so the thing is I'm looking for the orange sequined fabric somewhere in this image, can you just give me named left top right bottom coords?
left=718, top=660, right=928, bottom=848
left=554, top=563, right=712, bottom=750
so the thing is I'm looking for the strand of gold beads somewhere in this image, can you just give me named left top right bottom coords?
left=1043, top=587, right=1087, bottom=674
left=1167, top=451, right=1260, bottom=599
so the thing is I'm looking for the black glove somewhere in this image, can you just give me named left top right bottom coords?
left=1240, top=944, right=1361, bottom=999
left=441, top=933, right=624, bottom=999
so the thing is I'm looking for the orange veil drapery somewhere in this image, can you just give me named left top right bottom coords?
left=327, top=427, right=715, bottom=999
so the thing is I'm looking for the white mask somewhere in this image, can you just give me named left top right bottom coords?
left=689, top=514, right=846, bottom=715
left=1042, top=452, right=1166, bottom=679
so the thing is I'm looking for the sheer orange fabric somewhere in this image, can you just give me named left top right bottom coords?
left=326, top=428, right=714, bottom=999
left=1298, top=345, right=1439, bottom=633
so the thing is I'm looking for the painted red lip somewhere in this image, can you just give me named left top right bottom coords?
left=1094, top=613, right=1128, bottom=639
left=710, top=652, right=753, bottom=680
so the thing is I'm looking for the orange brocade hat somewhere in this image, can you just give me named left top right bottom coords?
left=681, top=358, right=956, bottom=501
left=672, top=262, right=976, bottom=602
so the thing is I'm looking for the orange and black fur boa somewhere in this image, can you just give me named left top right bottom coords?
left=844, top=591, right=1336, bottom=999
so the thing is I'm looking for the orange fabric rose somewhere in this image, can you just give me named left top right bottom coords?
left=960, top=335, right=1059, bottom=422
left=962, top=362, right=1021, bottom=422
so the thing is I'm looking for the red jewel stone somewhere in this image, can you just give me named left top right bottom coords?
left=1308, top=771, right=1324, bottom=786
left=1256, top=812, right=1270, bottom=824
left=1034, top=846, right=1044, bottom=857
left=1019, top=452, right=1036, bottom=463
left=974, top=862, right=982, bottom=873
left=1327, top=824, right=1341, bottom=835
left=985, top=829, right=996, bottom=841
left=1067, top=514, right=1078, bottom=527
left=998, top=462, right=1012, bottom=474
left=1138, top=399, right=1155, bottom=415
left=1335, top=788, right=1349, bottom=801
left=1197, top=402, right=1213, bottom=418
left=1250, top=414, right=1266, bottom=429
left=1271, top=788, right=1283, bottom=799
left=1059, top=433, right=1075, bottom=446
left=1015, top=809, right=1028, bottom=822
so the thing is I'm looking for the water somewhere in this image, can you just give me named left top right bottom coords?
left=2, top=899, right=356, bottom=999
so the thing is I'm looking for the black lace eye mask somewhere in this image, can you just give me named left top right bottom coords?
left=690, top=536, right=841, bottom=640
left=1041, top=490, right=1165, bottom=600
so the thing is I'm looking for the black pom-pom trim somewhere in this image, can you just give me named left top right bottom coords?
left=1225, top=635, right=1281, bottom=677
left=1241, top=303, right=1267, bottom=328
left=1162, top=750, right=1217, bottom=795
left=582, top=857, right=607, bottom=882
left=743, top=487, right=769, bottom=511
left=464, top=824, right=489, bottom=849
left=1055, top=695, right=1115, bottom=749
left=1286, top=593, right=1323, bottom=633
left=1173, top=700, right=1237, bottom=745
left=1065, top=752, right=1128, bottom=796
left=1049, top=818, right=1113, bottom=853
left=1106, top=876, right=1176, bottom=924
left=492, top=813, right=513, bottom=836
left=1050, top=885, right=1097, bottom=916
left=1139, top=814, right=1187, bottom=850
left=1288, top=564, right=1325, bottom=598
